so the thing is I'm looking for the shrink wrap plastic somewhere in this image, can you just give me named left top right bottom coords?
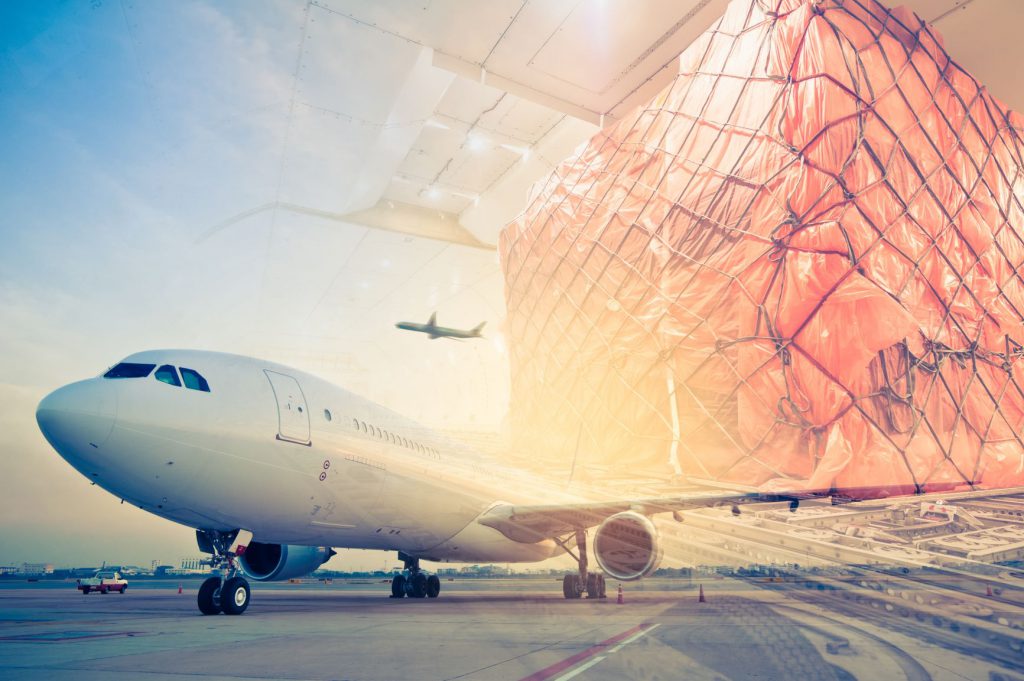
left=500, top=0, right=1024, bottom=496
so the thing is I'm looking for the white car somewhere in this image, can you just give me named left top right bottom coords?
left=77, top=571, right=128, bottom=594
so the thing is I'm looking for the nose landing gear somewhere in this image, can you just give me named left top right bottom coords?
left=196, top=529, right=252, bottom=615
left=389, top=552, right=441, bottom=599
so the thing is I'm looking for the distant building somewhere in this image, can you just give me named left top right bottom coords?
left=0, top=566, right=17, bottom=575
left=20, top=563, right=54, bottom=575
left=180, top=557, right=205, bottom=571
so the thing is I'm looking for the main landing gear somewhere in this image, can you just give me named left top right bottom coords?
left=557, top=528, right=606, bottom=600
left=196, top=529, right=251, bottom=615
left=390, top=552, right=441, bottom=599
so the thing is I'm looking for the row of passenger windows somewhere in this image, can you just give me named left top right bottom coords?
left=352, top=419, right=440, bottom=459
left=103, top=362, right=210, bottom=392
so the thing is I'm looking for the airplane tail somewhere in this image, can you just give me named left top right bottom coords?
left=472, top=321, right=486, bottom=336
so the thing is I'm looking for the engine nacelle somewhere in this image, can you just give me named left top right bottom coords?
left=593, top=511, right=662, bottom=581
left=238, top=542, right=335, bottom=581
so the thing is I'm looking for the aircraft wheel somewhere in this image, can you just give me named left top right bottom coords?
left=426, top=575, right=441, bottom=598
left=221, top=577, right=250, bottom=615
left=391, top=574, right=406, bottom=598
left=410, top=573, right=428, bottom=598
left=198, top=577, right=222, bottom=615
left=598, top=575, right=607, bottom=599
left=587, top=574, right=605, bottom=599
left=563, top=575, right=582, bottom=599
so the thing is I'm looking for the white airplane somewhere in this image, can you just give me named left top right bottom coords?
left=33, top=349, right=886, bottom=615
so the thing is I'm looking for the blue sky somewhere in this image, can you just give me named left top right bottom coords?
left=0, top=1, right=513, bottom=570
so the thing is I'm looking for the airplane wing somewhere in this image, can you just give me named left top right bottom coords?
left=476, top=489, right=769, bottom=543
left=475, top=485, right=1024, bottom=543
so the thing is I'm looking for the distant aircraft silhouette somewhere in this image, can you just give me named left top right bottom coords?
left=395, top=312, right=485, bottom=340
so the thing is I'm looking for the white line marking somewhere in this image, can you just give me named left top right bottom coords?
left=552, top=656, right=606, bottom=681
left=608, top=623, right=662, bottom=653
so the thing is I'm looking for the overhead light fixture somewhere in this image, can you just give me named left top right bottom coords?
left=424, top=118, right=450, bottom=130
left=467, top=133, right=488, bottom=152
left=426, top=186, right=441, bottom=200
left=500, top=143, right=532, bottom=161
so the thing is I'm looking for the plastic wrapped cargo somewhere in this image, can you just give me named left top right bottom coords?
left=499, top=0, right=1024, bottom=496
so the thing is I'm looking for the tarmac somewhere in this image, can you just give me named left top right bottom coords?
left=0, top=578, right=1020, bottom=680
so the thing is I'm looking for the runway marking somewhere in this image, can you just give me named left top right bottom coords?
left=519, top=622, right=658, bottom=681
left=608, top=622, right=661, bottom=653
left=551, top=655, right=606, bottom=681
left=0, top=630, right=143, bottom=643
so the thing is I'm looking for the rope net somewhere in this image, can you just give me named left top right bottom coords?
left=499, top=0, right=1024, bottom=496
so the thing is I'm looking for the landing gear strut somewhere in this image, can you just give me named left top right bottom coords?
left=196, top=529, right=251, bottom=615
left=390, top=552, right=441, bottom=599
left=557, top=529, right=606, bottom=600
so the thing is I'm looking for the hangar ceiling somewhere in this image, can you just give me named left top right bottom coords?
left=45, top=0, right=1014, bottom=427
left=217, top=0, right=1022, bottom=251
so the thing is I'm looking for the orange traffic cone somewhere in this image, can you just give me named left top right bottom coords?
left=617, top=584, right=624, bottom=604
left=698, top=584, right=706, bottom=603
left=178, top=584, right=183, bottom=594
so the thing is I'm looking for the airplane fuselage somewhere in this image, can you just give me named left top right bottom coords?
left=37, top=350, right=559, bottom=564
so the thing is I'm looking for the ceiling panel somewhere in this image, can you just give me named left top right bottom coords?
left=528, top=0, right=699, bottom=94
left=481, top=0, right=729, bottom=120
left=445, top=146, right=523, bottom=192
left=383, top=178, right=473, bottom=214
left=315, top=0, right=525, bottom=64
left=434, top=78, right=507, bottom=125
left=480, top=97, right=563, bottom=142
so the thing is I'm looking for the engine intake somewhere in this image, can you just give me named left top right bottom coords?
left=238, top=542, right=335, bottom=581
left=593, top=511, right=662, bottom=581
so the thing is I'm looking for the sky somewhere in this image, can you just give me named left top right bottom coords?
left=0, top=1, right=521, bottom=571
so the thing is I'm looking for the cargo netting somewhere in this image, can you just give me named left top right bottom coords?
left=499, top=0, right=1024, bottom=496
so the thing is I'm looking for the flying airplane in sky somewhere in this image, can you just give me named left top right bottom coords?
left=395, top=312, right=485, bottom=339
left=35, top=349, right=985, bottom=616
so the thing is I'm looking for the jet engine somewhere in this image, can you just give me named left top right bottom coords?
left=238, top=542, right=335, bottom=581
left=593, top=511, right=662, bottom=581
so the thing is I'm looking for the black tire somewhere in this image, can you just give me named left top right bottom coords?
left=598, top=575, right=607, bottom=599
left=410, top=573, right=428, bottom=598
left=198, top=577, right=222, bottom=615
left=426, top=575, right=441, bottom=598
left=120, top=585, right=127, bottom=594
left=390, top=574, right=406, bottom=598
left=586, top=574, right=599, bottom=599
left=562, top=575, right=575, bottom=599
left=81, top=586, right=90, bottom=595
left=221, top=577, right=250, bottom=615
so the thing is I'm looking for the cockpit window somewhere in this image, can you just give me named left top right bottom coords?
left=103, top=363, right=156, bottom=379
left=155, top=365, right=181, bottom=387
left=179, top=367, right=210, bottom=392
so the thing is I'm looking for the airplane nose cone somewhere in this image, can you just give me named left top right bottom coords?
left=37, top=380, right=117, bottom=455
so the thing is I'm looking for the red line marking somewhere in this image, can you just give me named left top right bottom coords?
left=0, top=631, right=143, bottom=643
left=518, top=623, right=653, bottom=681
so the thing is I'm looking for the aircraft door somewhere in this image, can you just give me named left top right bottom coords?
left=264, top=370, right=311, bottom=445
